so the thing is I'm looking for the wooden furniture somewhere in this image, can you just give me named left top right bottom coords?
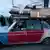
left=30, top=8, right=50, bottom=17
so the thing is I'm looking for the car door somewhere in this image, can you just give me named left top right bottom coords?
left=8, top=31, right=27, bottom=44
left=26, top=20, right=44, bottom=42
left=8, top=21, right=27, bottom=44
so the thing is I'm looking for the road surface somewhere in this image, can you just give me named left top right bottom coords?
left=0, top=44, right=50, bottom=50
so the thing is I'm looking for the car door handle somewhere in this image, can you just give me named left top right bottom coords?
left=24, top=32, right=27, bottom=36
left=24, top=31, right=27, bottom=36
left=26, top=33, right=27, bottom=36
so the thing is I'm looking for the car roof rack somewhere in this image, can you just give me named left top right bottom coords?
left=12, top=16, right=49, bottom=20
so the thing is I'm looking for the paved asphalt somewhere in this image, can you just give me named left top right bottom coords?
left=0, top=44, right=50, bottom=50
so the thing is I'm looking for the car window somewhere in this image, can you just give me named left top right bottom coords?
left=26, top=20, right=41, bottom=30
left=42, top=21, right=50, bottom=29
left=10, top=19, right=42, bottom=32
left=10, top=20, right=26, bottom=31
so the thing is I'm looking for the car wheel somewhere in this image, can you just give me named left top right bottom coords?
left=42, top=38, right=50, bottom=45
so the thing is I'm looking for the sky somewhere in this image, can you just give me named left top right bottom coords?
left=0, top=0, right=12, bottom=16
left=0, top=0, right=50, bottom=16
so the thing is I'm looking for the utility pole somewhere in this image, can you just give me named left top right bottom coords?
left=12, top=0, right=14, bottom=7
left=44, top=0, right=49, bottom=8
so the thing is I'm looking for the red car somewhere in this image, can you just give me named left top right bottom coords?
left=8, top=19, right=50, bottom=45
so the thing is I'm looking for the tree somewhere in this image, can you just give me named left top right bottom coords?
left=0, top=15, right=6, bottom=26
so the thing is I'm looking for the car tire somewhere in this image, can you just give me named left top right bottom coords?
left=42, top=38, right=50, bottom=45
